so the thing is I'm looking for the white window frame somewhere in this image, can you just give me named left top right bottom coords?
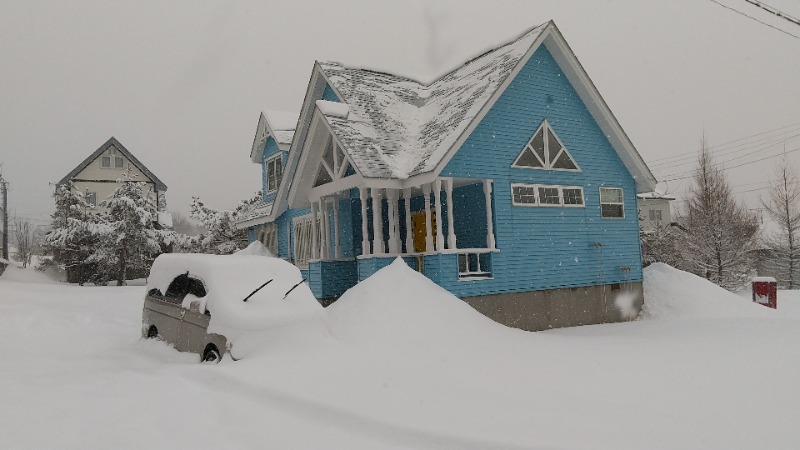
left=265, top=154, right=283, bottom=193
left=536, top=185, right=562, bottom=207
left=561, top=187, right=585, bottom=208
left=114, top=156, right=124, bottom=168
left=510, top=183, right=585, bottom=208
left=292, top=214, right=320, bottom=269
left=512, top=119, right=581, bottom=172
left=458, top=252, right=492, bottom=279
left=599, top=187, right=625, bottom=219
left=511, top=183, right=539, bottom=206
left=101, top=156, right=111, bottom=168
left=257, top=222, right=278, bottom=256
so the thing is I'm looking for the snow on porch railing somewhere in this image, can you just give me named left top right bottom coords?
left=457, top=250, right=493, bottom=280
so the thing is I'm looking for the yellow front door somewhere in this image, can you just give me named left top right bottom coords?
left=412, top=211, right=436, bottom=252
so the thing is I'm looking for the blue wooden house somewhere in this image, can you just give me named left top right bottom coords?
left=237, top=21, right=657, bottom=330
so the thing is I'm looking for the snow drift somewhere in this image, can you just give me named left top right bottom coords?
left=640, top=263, right=776, bottom=320
left=327, top=258, right=510, bottom=348
left=234, top=240, right=275, bottom=257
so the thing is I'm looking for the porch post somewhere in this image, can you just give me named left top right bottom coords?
left=386, top=189, right=400, bottom=254
left=310, top=200, right=319, bottom=260
left=423, top=183, right=433, bottom=252
left=359, top=187, right=370, bottom=257
left=483, top=179, right=496, bottom=249
left=320, top=198, right=329, bottom=260
left=332, top=194, right=341, bottom=259
left=371, top=188, right=384, bottom=255
left=403, top=188, right=413, bottom=253
left=445, top=178, right=457, bottom=250
left=434, top=179, right=444, bottom=251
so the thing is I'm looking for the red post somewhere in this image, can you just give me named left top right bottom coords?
left=752, top=277, right=777, bottom=309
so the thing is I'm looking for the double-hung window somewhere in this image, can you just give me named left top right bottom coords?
left=600, top=187, right=624, bottom=218
left=265, top=155, right=283, bottom=193
left=101, top=154, right=124, bottom=169
left=258, top=223, right=278, bottom=255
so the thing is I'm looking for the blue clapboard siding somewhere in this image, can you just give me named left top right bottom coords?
left=358, top=256, right=419, bottom=281
left=322, top=84, right=340, bottom=102
left=439, top=45, right=642, bottom=298
left=309, top=260, right=358, bottom=299
left=261, top=137, right=284, bottom=204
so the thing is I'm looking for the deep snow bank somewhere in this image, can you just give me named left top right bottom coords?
left=327, top=258, right=505, bottom=347
left=641, top=263, right=776, bottom=320
left=235, top=241, right=275, bottom=257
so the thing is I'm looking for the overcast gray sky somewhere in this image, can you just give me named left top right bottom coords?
left=2, top=0, right=800, bottom=226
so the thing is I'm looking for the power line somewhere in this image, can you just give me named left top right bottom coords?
left=647, top=121, right=800, bottom=165
left=707, top=0, right=800, bottom=39
left=659, top=144, right=800, bottom=183
left=743, top=0, right=800, bottom=29
left=653, top=134, right=800, bottom=179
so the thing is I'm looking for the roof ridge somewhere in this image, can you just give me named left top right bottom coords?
left=320, top=21, right=550, bottom=88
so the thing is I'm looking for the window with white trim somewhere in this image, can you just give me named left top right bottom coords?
left=85, top=191, right=97, bottom=207
left=513, top=120, right=579, bottom=171
left=600, top=187, right=624, bottom=218
left=101, top=147, right=124, bottom=169
left=265, top=154, right=283, bottom=193
left=512, top=184, right=537, bottom=205
left=458, top=252, right=492, bottom=279
left=511, top=184, right=584, bottom=207
left=257, top=222, right=278, bottom=255
left=292, top=215, right=320, bottom=269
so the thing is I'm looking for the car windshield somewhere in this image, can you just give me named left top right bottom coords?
left=164, top=273, right=207, bottom=303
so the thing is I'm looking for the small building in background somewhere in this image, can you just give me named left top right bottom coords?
left=638, top=191, right=675, bottom=233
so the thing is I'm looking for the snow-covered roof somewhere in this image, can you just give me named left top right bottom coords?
left=250, top=111, right=300, bottom=163
left=236, top=198, right=274, bottom=227
left=638, top=191, right=676, bottom=201
left=317, top=23, right=549, bottom=179
left=58, top=137, right=168, bottom=191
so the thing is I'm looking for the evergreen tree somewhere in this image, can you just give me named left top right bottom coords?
left=40, top=183, right=105, bottom=285
left=96, top=175, right=172, bottom=285
left=678, top=139, right=759, bottom=290
left=761, top=157, right=800, bottom=288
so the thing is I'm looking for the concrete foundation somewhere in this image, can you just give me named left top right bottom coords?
left=463, top=282, right=644, bottom=332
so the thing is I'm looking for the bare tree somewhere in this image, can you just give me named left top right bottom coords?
left=761, top=156, right=800, bottom=288
left=678, top=138, right=759, bottom=290
left=13, top=218, right=36, bottom=268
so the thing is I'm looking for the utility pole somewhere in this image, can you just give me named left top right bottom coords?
left=0, top=167, right=9, bottom=272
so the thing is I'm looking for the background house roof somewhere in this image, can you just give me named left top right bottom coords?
left=57, top=136, right=168, bottom=191
left=317, top=23, right=549, bottom=180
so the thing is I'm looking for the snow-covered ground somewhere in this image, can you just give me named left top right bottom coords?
left=1, top=261, right=798, bottom=449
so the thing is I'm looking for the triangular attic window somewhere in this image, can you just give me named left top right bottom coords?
left=513, top=120, right=579, bottom=171
left=314, top=166, right=333, bottom=187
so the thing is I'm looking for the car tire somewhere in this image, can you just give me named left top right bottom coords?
left=146, top=325, right=158, bottom=339
left=202, top=345, right=221, bottom=364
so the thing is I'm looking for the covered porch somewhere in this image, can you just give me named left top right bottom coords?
left=306, top=177, right=498, bottom=301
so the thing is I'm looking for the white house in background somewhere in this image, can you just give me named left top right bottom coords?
left=637, top=191, right=675, bottom=233
left=57, top=137, right=171, bottom=227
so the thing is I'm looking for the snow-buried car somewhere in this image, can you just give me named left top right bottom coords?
left=142, top=253, right=323, bottom=362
